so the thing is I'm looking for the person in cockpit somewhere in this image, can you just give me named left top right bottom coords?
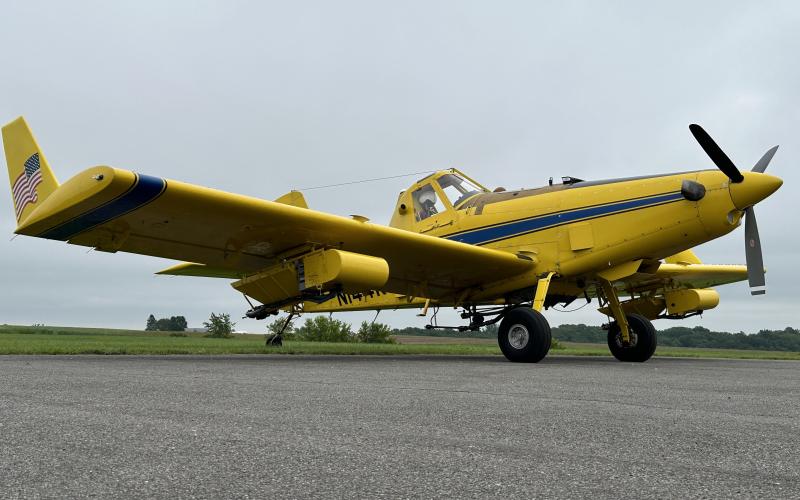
left=414, top=185, right=438, bottom=220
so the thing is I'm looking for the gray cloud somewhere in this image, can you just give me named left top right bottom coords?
left=1, top=1, right=798, bottom=333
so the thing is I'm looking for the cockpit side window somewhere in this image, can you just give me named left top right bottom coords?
left=412, top=184, right=446, bottom=221
left=436, top=173, right=483, bottom=208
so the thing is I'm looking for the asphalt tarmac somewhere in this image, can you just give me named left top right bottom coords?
left=1, top=355, right=798, bottom=499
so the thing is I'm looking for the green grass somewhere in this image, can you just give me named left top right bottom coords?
left=0, top=325, right=798, bottom=359
left=0, top=325, right=501, bottom=356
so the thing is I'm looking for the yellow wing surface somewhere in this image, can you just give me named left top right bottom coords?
left=604, top=250, right=748, bottom=296
left=4, top=118, right=532, bottom=303
left=654, top=263, right=748, bottom=289
left=640, top=250, right=747, bottom=291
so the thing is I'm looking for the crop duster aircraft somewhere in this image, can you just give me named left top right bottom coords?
left=3, top=117, right=783, bottom=362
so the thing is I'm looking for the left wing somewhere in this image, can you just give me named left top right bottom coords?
left=12, top=165, right=533, bottom=300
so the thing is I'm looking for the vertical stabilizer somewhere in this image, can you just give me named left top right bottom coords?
left=3, top=117, right=60, bottom=225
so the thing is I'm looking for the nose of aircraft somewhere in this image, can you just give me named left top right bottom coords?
left=729, top=172, right=783, bottom=210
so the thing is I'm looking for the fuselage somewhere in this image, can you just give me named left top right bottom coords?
left=388, top=168, right=781, bottom=302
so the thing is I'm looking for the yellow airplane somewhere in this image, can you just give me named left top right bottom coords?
left=3, top=117, right=783, bottom=363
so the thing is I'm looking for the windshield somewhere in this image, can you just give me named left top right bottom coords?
left=436, top=173, right=483, bottom=208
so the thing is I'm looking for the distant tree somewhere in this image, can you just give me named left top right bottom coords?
left=267, top=316, right=296, bottom=339
left=295, top=316, right=354, bottom=342
left=550, top=324, right=606, bottom=343
left=170, top=316, right=188, bottom=331
left=150, top=315, right=188, bottom=331
left=356, top=321, right=395, bottom=343
left=204, top=313, right=235, bottom=338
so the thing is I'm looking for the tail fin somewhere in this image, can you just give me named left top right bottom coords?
left=3, top=117, right=60, bottom=225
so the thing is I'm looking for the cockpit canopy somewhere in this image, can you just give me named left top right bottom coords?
left=390, top=169, right=488, bottom=231
left=411, top=171, right=485, bottom=221
left=391, top=168, right=593, bottom=233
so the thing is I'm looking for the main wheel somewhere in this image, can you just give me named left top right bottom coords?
left=498, top=308, right=552, bottom=363
left=607, top=313, right=657, bottom=362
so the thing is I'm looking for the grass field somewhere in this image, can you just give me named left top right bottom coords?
left=0, top=325, right=798, bottom=360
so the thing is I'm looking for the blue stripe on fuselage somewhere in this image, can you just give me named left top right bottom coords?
left=38, top=174, right=167, bottom=241
left=445, top=191, right=684, bottom=245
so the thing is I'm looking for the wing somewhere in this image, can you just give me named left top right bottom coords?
left=589, top=249, right=746, bottom=295
left=656, top=250, right=748, bottom=289
left=593, top=257, right=747, bottom=320
left=15, top=166, right=533, bottom=300
left=599, top=261, right=747, bottom=297
left=653, top=263, right=748, bottom=289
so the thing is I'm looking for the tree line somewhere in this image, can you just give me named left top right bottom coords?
left=145, top=311, right=800, bottom=352
left=398, top=323, right=800, bottom=352
left=550, top=324, right=800, bottom=351
left=145, top=315, right=188, bottom=332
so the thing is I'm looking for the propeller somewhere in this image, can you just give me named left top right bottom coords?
left=744, top=207, right=764, bottom=294
left=689, top=124, right=779, bottom=295
left=752, top=145, right=779, bottom=173
left=689, top=124, right=744, bottom=183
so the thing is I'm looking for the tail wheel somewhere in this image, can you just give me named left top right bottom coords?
left=498, top=308, right=551, bottom=363
left=607, top=313, right=657, bottom=362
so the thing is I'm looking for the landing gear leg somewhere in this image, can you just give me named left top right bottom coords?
left=598, top=280, right=657, bottom=362
left=532, top=272, right=555, bottom=312
left=598, top=280, right=630, bottom=345
left=266, top=312, right=295, bottom=347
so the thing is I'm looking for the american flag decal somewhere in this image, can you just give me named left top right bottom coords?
left=12, top=153, right=43, bottom=220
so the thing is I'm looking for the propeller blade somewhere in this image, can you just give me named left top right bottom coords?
left=752, top=145, right=779, bottom=173
left=744, top=207, right=766, bottom=295
left=689, top=124, right=744, bottom=183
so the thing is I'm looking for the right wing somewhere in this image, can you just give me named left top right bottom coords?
left=654, top=263, right=748, bottom=289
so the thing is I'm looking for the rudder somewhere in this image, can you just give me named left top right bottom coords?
left=3, top=116, right=59, bottom=225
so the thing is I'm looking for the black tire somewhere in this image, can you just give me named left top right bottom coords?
left=607, top=313, right=657, bottom=362
left=498, top=308, right=552, bottom=363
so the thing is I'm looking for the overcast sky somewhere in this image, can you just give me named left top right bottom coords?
left=1, top=1, right=798, bottom=333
